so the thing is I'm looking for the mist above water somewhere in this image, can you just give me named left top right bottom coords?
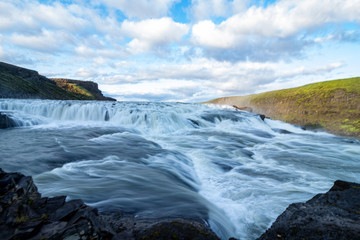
left=1, top=99, right=359, bottom=239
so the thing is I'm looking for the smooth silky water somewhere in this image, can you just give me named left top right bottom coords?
left=0, top=99, right=359, bottom=239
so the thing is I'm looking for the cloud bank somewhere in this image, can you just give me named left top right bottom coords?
left=0, top=0, right=359, bottom=102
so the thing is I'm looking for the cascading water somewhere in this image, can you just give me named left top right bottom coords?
left=1, top=99, right=359, bottom=239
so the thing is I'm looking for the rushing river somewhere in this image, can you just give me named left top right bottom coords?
left=0, top=99, right=359, bottom=239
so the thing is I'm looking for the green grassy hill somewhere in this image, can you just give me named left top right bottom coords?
left=51, top=78, right=116, bottom=101
left=0, top=62, right=115, bottom=101
left=207, top=77, right=360, bottom=138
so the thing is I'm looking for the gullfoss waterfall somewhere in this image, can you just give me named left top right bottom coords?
left=0, top=99, right=359, bottom=239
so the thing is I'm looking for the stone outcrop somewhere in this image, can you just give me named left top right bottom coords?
left=0, top=168, right=220, bottom=240
left=258, top=180, right=360, bottom=240
left=0, top=112, right=17, bottom=129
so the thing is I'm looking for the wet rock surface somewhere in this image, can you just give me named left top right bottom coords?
left=0, top=112, right=17, bottom=129
left=0, top=168, right=220, bottom=240
left=258, top=180, right=360, bottom=240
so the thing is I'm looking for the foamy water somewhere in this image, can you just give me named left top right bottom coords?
left=1, top=99, right=359, bottom=239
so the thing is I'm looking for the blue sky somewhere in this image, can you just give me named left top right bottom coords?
left=0, top=0, right=359, bottom=102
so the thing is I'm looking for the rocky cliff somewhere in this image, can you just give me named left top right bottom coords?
left=207, top=78, right=360, bottom=138
left=0, top=62, right=115, bottom=101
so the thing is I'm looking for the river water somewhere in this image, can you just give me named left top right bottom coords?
left=0, top=99, right=359, bottom=239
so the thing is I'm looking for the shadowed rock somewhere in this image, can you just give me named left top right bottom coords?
left=0, top=112, right=17, bottom=129
left=0, top=168, right=220, bottom=240
left=258, top=180, right=360, bottom=240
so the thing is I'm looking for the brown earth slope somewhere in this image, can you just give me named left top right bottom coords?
left=207, top=78, right=360, bottom=139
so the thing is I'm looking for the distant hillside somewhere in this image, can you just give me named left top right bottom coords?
left=207, top=78, right=360, bottom=138
left=51, top=78, right=116, bottom=101
left=0, top=62, right=115, bottom=101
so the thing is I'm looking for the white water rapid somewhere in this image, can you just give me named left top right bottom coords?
left=1, top=99, right=359, bottom=239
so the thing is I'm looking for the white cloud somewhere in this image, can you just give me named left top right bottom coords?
left=0, top=0, right=358, bottom=103
left=121, top=18, right=190, bottom=54
left=76, top=68, right=98, bottom=79
left=103, top=0, right=178, bottom=18
left=102, top=79, right=196, bottom=95
left=34, top=2, right=89, bottom=31
left=191, top=20, right=235, bottom=48
left=10, top=30, right=71, bottom=52
left=74, top=45, right=121, bottom=58
left=0, top=1, right=90, bottom=34
left=0, top=1, right=40, bottom=33
left=191, top=0, right=360, bottom=49
left=191, top=0, right=228, bottom=20
left=95, top=56, right=346, bottom=102
left=191, top=0, right=249, bottom=21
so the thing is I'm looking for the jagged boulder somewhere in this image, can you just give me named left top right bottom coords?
left=0, top=169, right=220, bottom=240
left=0, top=112, right=17, bottom=129
left=0, top=168, right=114, bottom=240
left=258, top=180, right=360, bottom=240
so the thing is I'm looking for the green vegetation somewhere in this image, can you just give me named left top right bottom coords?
left=0, top=72, right=86, bottom=100
left=0, top=62, right=115, bottom=101
left=51, top=79, right=96, bottom=100
left=207, top=77, right=360, bottom=139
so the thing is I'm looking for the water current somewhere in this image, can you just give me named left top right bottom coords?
left=0, top=99, right=359, bottom=239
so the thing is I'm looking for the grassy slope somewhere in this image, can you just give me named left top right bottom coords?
left=207, top=77, right=360, bottom=138
left=0, top=62, right=110, bottom=100
left=0, top=72, right=86, bottom=100
left=50, top=79, right=96, bottom=100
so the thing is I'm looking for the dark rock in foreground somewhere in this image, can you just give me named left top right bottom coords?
left=0, top=112, right=17, bottom=129
left=0, top=168, right=220, bottom=240
left=258, top=180, right=360, bottom=240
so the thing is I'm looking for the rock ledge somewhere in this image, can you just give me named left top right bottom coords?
left=0, top=168, right=219, bottom=240
left=258, top=180, right=360, bottom=240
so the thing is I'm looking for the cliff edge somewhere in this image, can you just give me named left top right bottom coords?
left=0, top=62, right=115, bottom=101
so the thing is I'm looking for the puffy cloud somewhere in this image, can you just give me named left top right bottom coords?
left=95, top=57, right=345, bottom=102
left=102, top=0, right=179, bottom=18
left=9, top=30, right=72, bottom=52
left=191, top=0, right=360, bottom=61
left=76, top=68, right=99, bottom=79
left=0, top=0, right=358, bottom=103
left=192, top=20, right=235, bottom=48
left=0, top=1, right=89, bottom=34
left=121, top=18, right=190, bottom=54
left=74, top=45, right=122, bottom=58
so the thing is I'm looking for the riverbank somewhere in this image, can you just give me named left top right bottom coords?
left=206, top=77, right=360, bottom=139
